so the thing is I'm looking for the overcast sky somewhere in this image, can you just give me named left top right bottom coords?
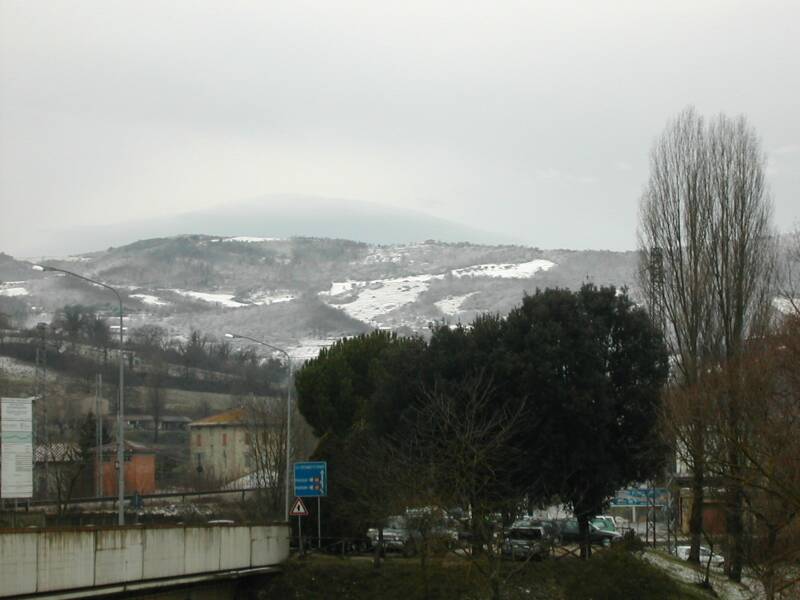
left=1, top=1, right=798, bottom=257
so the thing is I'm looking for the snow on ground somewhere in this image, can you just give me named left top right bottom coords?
left=452, top=259, right=555, bottom=279
left=222, top=236, right=283, bottom=243
left=223, top=469, right=279, bottom=490
left=321, top=274, right=442, bottom=325
left=130, top=293, right=170, bottom=306
left=435, top=292, right=478, bottom=315
left=0, top=356, right=37, bottom=378
left=170, top=289, right=249, bottom=308
left=643, top=550, right=762, bottom=600
left=0, top=285, right=28, bottom=297
left=248, top=291, right=296, bottom=306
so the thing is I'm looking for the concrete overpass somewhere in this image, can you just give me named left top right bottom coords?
left=0, top=522, right=289, bottom=599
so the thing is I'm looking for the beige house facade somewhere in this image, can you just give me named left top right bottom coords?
left=188, top=408, right=254, bottom=484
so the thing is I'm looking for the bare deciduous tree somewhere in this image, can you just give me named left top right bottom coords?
left=707, top=321, right=800, bottom=599
left=639, top=107, right=718, bottom=564
left=242, top=394, right=317, bottom=521
left=403, top=374, right=526, bottom=600
left=242, top=395, right=286, bottom=519
left=639, top=107, right=777, bottom=579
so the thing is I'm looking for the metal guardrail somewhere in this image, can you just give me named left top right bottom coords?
left=7, top=486, right=264, bottom=512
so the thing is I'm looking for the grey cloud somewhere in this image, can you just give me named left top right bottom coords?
left=1, top=1, right=799, bottom=257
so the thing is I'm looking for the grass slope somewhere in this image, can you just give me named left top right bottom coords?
left=259, top=549, right=714, bottom=600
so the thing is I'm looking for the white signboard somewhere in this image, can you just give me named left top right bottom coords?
left=1, top=397, right=34, bottom=498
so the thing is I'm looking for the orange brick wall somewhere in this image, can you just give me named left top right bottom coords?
left=100, top=454, right=156, bottom=496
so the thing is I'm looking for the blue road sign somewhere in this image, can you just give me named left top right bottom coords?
left=611, top=487, right=669, bottom=507
left=294, top=461, right=327, bottom=497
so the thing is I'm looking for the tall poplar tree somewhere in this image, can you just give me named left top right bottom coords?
left=639, top=107, right=777, bottom=579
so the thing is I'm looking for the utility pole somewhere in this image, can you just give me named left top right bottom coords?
left=33, top=264, right=126, bottom=525
left=224, top=332, right=293, bottom=521
left=35, top=323, right=48, bottom=498
left=96, top=374, right=103, bottom=497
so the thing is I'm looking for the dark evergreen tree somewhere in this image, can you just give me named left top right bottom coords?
left=505, top=285, right=669, bottom=557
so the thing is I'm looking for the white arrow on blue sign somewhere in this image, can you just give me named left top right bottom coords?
left=294, top=461, right=327, bottom=498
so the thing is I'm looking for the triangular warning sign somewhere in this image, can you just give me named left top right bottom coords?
left=289, top=497, right=309, bottom=517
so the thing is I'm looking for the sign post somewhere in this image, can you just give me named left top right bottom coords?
left=290, top=497, right=309, bottom=555
left=611, top=487, right=669, bottom=533
left=294, top=461, right=327, bottom=549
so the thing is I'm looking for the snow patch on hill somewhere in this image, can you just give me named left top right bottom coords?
left=221, top=236, right=283, bottom=243
left=321, top=259, right=555, bottom=325
left=166, top=288, right=297, bottom=308
left=248, top=291, right=296, bottom=306
left=0, top=283, right=29, bottom=297
left=435, top=292, right=478, bottom=315
left=321, top=274, right=443, bottom=325
left=131, top=293, right=170, bottom=306
left=171, top=289, right=249, bottom=308
left=452, top=259, right=554, bottom=279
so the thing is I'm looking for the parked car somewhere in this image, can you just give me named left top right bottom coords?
left=509, top=517, right=562, bottom=545
left=367, top=514, right=460, bottom=556
left=367, top=516, right=413, bottom=553
left=557, top=518, right=622, bottom=547
left=502, top=525, right=549, bottom=560
left=591, top=516, right=618, bottom=533
left=676, top=545, right=725, bottom=568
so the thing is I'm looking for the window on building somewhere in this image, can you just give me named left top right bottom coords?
left=196, top=434, right=202, bottom=447
left=222, top=433, right=227, bottom=446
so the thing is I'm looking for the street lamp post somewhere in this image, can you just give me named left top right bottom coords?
left=33, top=264, right=126, bottom=526
left=225, top=332, right=292, bottom=521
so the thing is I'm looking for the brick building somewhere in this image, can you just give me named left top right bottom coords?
left=95, top=440, right=156, bottom=496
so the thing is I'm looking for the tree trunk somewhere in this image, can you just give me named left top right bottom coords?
left=373, top=527, right=384, bottom=569
left=725, top=460, right=744, bottom=581
left=688, top=428, right=705, bottom=563
left=724, top=375, right=744, bottom=582
left=470, top=506, right=484, bottom=557
left=578, top=513, right=592, bottom=560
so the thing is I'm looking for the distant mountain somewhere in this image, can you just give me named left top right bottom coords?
left=2, top=235, right=641, bottom=360
left=19, top=195, right=517, bottom=257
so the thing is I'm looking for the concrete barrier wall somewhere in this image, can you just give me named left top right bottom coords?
left=0, top=530, right=36, bottom=597
left=0, top=523, right=288, bottom=598
left=142, top=527, right=186, bottom=580
left=37, top=529, right=96, bottom=592
left=95, top=528, right=144, bottom=586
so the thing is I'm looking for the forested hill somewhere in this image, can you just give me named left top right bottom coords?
left=1, top=236, right=640, bottom=358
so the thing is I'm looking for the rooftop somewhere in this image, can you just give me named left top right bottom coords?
left=189, top=407, right=248, bottom=427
